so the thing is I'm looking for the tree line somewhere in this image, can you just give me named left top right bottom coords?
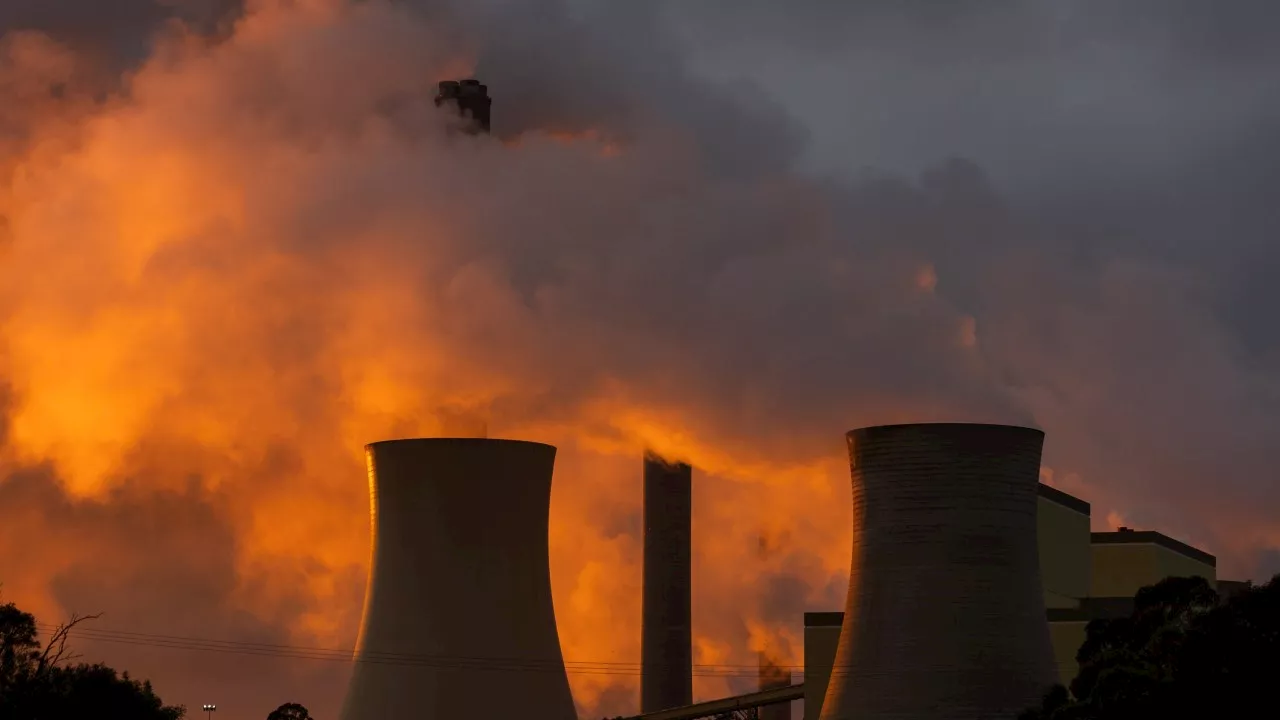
left=0, top=589, right=312, bottom=720
left=5, top=572, right=1278, bottom=719
left=1021, top=572, right=1280, bottom=720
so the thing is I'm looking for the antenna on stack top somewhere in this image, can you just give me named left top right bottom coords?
left=434, top=78, right=492, bottom=135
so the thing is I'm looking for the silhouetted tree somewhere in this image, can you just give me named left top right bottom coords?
left=1174, top=576, right=1280, bottom=718
left=0, top=593, right=184, bottom=720
left=267, top=702, right=313, bottom=720
left=0, top=600, right=40, bottom=690
left=1020, top=573, right=1280, bottom=720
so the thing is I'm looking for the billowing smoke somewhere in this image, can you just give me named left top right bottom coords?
left=665, top=0, right=1280, bottom=577
left=2, top=0, right=1278, bottom=717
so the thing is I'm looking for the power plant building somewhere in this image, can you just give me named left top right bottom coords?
left=1045, top=526, right=1219, bottom=685
left=805, top=477, right=1237, bottom=709
left=332, top=427, right=1236, bottom=720
left=1090, top=528, right=1217, bottom=597
left=340, top=438, right=576, bottom=720
left=343, top=76, right=1239, bottom=720
left=1036, top=484, right=1092, bottom=609
left=818, top=423, right=1058, bottom=720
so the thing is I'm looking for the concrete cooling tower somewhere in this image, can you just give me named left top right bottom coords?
left=641, top=451, right=693, bottom=713
left=819, top=423, right=1057, bottom=720
left=340, top=438, right=576, bottom=720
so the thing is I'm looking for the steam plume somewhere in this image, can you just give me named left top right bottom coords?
left=2, top=1, right=1279, bottom=717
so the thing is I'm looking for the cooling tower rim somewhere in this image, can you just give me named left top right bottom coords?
left=847, top=422, right=1044, bottom=437
left=365, top=438, right=555, bottom=452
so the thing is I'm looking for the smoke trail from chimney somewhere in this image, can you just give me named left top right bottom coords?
left=758, top=652, right=792, bottom=720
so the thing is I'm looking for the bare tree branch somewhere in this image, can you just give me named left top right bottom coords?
left=38, top=612, right=103, bottom=673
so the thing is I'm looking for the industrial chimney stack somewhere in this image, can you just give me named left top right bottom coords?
left=819, top=423, right=1057, bottom=720
left=340, top=438, right=576, bottom=720
left=434, top=78, right=492, bottom=134
left=641, top=451, right=693, bottom=713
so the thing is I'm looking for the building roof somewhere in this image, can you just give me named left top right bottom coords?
left=814, top=600, right=1140, bottom=627
left=1037, top=483, right=1091, bottom=515
left=803, top=612, right=844, bottom=627
left=1091, top=529, right=1216, bottom=567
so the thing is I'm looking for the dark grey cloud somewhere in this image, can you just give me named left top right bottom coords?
left=656, top=0, right=1280, bottom=579
left=0, top=0, right=242, bottom=63
left=1258, top=550, right=1280, bottom=583
left=664, top=0, right=1280, bottom=67
left=402, top=0, right=807, bottom=176
left=3, top=1, right=1280, bottom=718
left=664, top=0, right=1280, bottom=195
left=662, top=0, right=1044, bottom=62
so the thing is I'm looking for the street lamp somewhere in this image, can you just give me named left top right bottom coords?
left=203, top=704, right=217, bottom=720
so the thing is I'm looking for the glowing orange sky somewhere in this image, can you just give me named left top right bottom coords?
left=2, top=2, right=1273, bottom=718
left=0, top=4, right=868, bottom=713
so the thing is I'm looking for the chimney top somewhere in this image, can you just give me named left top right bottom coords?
left=433, top=77, right=491, bottom=134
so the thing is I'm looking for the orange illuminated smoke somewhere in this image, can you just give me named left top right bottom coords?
left=0, top=2, right=864, bottom=716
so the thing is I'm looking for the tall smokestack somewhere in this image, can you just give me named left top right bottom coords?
left=434, top=78, right=491, bottom=134
left=820, top=424, right=1057, bottom=720
left=641, top=451, right=693, bottom=713
left=758, top=652, right=792, bottom=720
left=340, top=438, right=576, bottom=720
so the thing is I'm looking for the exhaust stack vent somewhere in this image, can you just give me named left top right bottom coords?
left=435, top=78, right=491, bottom=134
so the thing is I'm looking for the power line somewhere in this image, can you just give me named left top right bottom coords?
left=35, top=622, right=803, bottom=678
left=39, top=621, right=993, bottom=678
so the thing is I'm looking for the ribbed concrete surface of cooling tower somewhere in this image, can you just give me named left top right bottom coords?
left=641, top=451, right=693, bottom=713
left=339, top=438, right=576, bottom=720
left=819, top=423, right=1057, bottom=720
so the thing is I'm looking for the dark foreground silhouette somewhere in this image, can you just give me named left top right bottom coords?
left=1021, top=573, right=1280, bottom=720
left=267, top=702, right=313, bottom=720
left=0, top=593, right=183, bottom=720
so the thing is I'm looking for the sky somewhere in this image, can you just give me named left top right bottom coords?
left=0, top=0, right=1278, bottom=718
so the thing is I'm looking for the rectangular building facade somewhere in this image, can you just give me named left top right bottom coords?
left=802, top=612, right=842, bottom=720
left=1044, top=597, right=1135, bottom=687
left=1037, top=484, right=1093, bottom=609
left=1090, top=528, right=1217, bottom=597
